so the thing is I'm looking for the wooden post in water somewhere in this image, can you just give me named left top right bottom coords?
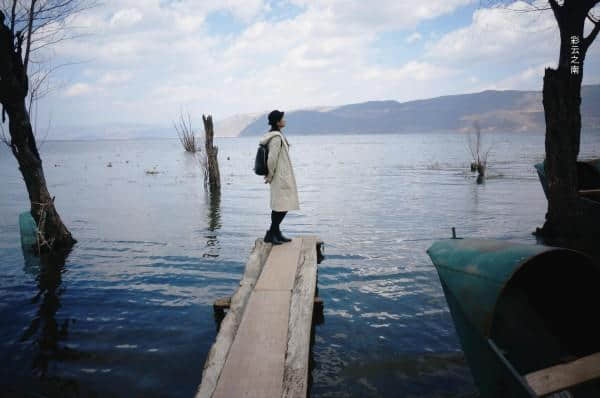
left=202, top=115, right=221, bottom=191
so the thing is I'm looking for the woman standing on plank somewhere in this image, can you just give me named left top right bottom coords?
left=259, top=110, right=300, bottom=245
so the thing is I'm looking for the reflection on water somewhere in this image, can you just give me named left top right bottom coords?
left=19, top=247, right=90, bottom=395
left=203, top=189, right=221, bottom=259
left=340, top=352, right=479, bottom=398
left=23, top=250, right=64, bottom=374
left=0, top=132, right=599, bottom=397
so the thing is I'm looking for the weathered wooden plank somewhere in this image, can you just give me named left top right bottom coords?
left=282, top=236, right=318, bottom=398
left=195, top=239, right=272, bottom=398
left=255, top=238, right=302, bottom=291
left=214, top=295, right=323, bottom=311
left=212, top=290, right=292, bottom=398
left=525, top=352, right=600, bottom=396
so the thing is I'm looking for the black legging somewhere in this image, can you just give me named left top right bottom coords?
left=270, top=211, right=287, bottom=234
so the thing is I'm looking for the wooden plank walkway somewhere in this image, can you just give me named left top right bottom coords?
left=196, top=236, right=321, bottom=398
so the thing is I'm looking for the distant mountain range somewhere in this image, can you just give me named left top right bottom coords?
left=48, top=85, right=599, bottom=140
left=239, top=84, right=600, bottom=136
left=214, top=112, right=262, bottom=137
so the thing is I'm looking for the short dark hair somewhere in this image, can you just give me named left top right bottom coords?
left=268, top=110, right=284, bottom=131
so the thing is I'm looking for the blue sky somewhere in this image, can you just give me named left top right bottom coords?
left=26, top=0, right=600, bottom=133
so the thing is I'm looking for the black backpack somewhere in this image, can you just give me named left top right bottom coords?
left=254, top=143, right=269, bottom=175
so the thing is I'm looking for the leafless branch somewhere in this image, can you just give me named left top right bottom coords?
left=467, top=121, right=481, bottom=162
left=10, top=0, right=16, bottom=35
left=467, top=131, right=478, bottom=163
left=2, top=0, right=97, bottom=68
left=482, top=142, right=496, bottom=165
left=23, top=0, right=36, bottom=73
left=28, top=63, right=51, bottom=110
left=584, top=13, right=600, bottom=51
left=464, top=120, right=495, bottom=182
left=174, top=111, right=200, bottom=153
left=2, top=0, right=96, bottom=144
left=30, top=30, right=87, bottom=53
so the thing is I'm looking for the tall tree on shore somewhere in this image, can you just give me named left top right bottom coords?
left=0, top=0, right=91, bottom=253
left=492, top=0, right=600, bottom=238
left=542, top=0, right=599, bottom=238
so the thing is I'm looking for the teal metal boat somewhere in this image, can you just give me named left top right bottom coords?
left=428, top=239, right=600, bottom=397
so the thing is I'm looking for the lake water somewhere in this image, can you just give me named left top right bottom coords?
left=1, top=132, right=599, bottom=397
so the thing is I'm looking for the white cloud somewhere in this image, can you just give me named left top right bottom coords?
left=426, top=1, right=558, bottom=66
left=361, top=61, right=457, bottom=82
left=289, top=0, right=475, bottom=31
left=406, top=32, right=422, bottom=44
left=423, top=0, right=600, bottom=92
left=99, top=71, right=133, bottom=85
left=220, top=0, right=267, bottom=22
left=64, top=83, right=93, bottom=97
left=487, top=62, right=554, bottom=91
left=47, top=0, right=583, bottom=129
left=110, top=8, right=143, bottom=27
left=44, top=0, right=476, bottom=126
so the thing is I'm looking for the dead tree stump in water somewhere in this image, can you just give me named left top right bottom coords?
left=476, top=163, right=486, bottom=184
left=202, top=114, right=221, bottom=192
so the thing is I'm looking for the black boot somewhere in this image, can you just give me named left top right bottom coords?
left=264, top=230, right=283, bottom=245
left=275, top=229, right=292, bottom=242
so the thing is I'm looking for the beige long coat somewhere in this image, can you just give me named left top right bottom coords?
left=260, top=131, right=300, bottom=212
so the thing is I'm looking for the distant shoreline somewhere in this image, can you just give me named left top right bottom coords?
left=33, top=84, right=600, bottom=141
left=33, top=128, right=600, bottom=143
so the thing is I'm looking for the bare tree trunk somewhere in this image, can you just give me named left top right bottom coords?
left=8, top=102, right=75, bottom=251
left=1, top=14, right=75, bottom=253
left=538, top=1, right=598, bottom=238
left=202, top=114, right=221, bottom=192
left=541, top=68, right=583, bottom=237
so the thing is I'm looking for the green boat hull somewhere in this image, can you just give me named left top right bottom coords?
left=428, top=239, right=600, bottom=397
left=535, top=159, right=600, bottom=212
